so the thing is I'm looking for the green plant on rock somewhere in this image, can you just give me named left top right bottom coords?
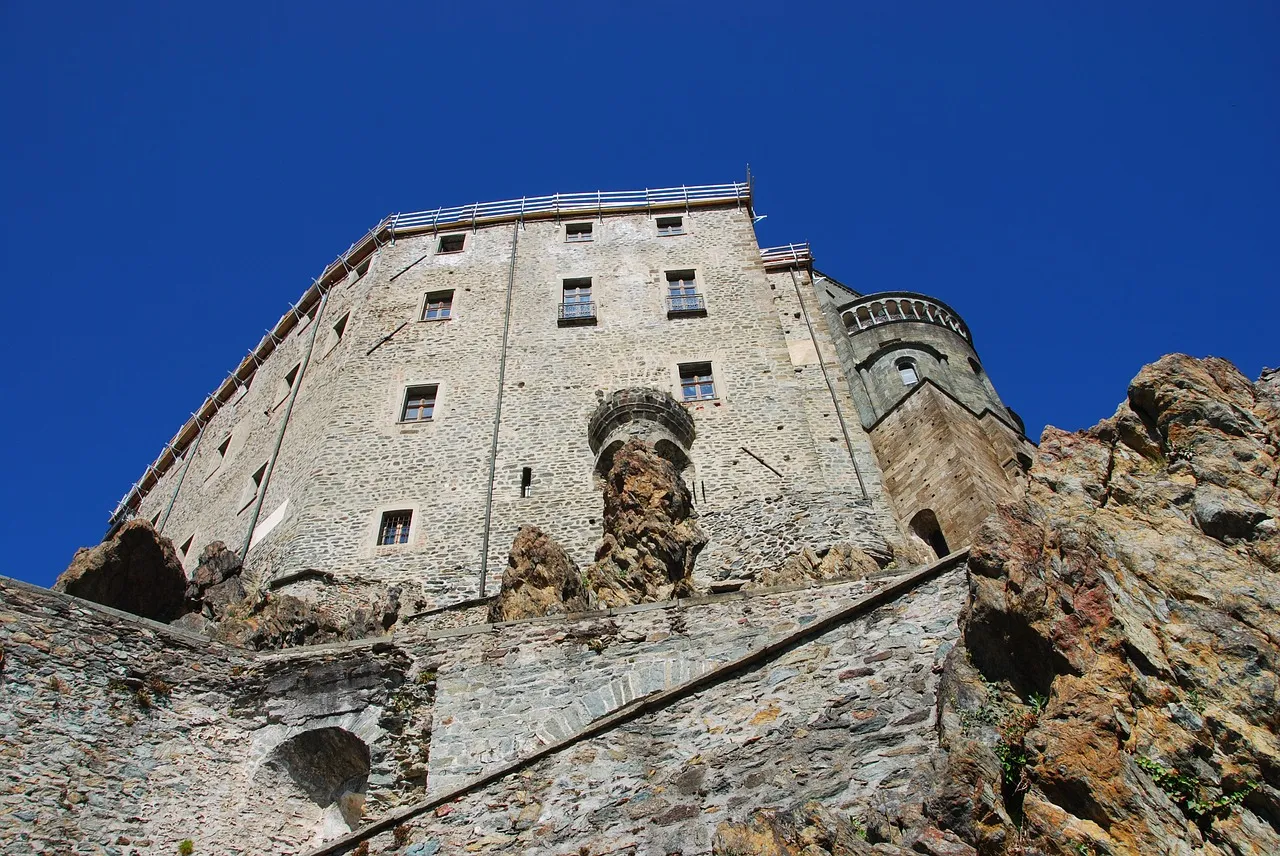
left=849, top=815, right=868, bottom=841
left=178, top=840, right=194, bottom=855
left=1133, top=755, right=1258, bottom=822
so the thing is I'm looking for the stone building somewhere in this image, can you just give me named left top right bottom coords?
left=111, top=181, right=1031, bottom=611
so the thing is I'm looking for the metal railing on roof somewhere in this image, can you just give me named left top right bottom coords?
left=108, top=182, right=759, bottom=525
left=388, top=183, right=749, bottom=235
left=760, top=242, right=812, bottom=270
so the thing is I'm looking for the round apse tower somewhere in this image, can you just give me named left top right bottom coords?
left=833, top=289, right=1033, bottom=556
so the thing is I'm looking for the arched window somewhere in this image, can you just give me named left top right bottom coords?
left=896, top=358, right=919, bottom=387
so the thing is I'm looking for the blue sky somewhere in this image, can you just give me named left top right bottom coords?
left=1, top=2, right=1276, bottom=587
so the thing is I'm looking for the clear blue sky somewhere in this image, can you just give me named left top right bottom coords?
left=2, top=2, right=1276, bottom=587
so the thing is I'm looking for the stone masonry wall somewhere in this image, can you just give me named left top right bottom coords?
left=1, top=555, right=965, bottom=856
left=348, top=563, right=968, bottom=855
left=870, top=383, right=1026, bottom=549
left=135, top=202, right=904, bottom=615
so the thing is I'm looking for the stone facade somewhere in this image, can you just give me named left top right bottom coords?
left=119, top=183, right=1026, bottom=618
left=0, top=555, right=965, bottom=855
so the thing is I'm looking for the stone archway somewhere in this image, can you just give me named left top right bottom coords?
left=909, top=509, right=950, bottom=559
left=266, top=727, right=371, bottom=838
left=588, top=388, right=695, bottom=476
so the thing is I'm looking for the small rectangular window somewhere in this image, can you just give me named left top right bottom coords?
left=565, top=222, right=593, bottom=242
left=276, top=364, right=300, bottom=407
left=179, top=535, right=194, bottom=559
left=354, top=259, right=370, bottom=279
left=284, top=364, right=300, bottom=389
left=378, top=510, right=412, bottom=546
left=437, top=234, right=465, bottom=254
left=520, top=467, right=532, bottom=498
left=679, top=362, right=716, bottom=402
left=656, top=216, right=684, bottom=236
left=421, top=291, right=454, bottom=321
left=558, top=278, right=596, bottom=325
left=217, top=434, right=232, bottom=459
left=401, top=385, right=438, bottom=422
left=332, top=313, right=349, bottom=341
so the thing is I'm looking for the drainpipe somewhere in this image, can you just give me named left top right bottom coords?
left=157, top=417, right=209, bottom=535
left=789, top=268, right=868, bottom=500
left=477, top=221, right=521, bottom=597
left=239, top=290, right=330, bottom=561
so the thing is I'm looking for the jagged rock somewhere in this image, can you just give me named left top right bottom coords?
left=926, top=355, right=1280, bottom=855
left=213, top=586, right=401, bottom=651
left=53, top=519, right=187, bottom=622
left=748, top=541, right=882, bottom=590
left=713, top=801, right=882, bottom=854
left=586, top=439, right=707, bottom=607
left=488, top=526, right=587, bottom=622
left=184, top=541, right=245, bottom=620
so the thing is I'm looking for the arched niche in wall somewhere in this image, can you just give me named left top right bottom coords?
left=264, top=726, right=371, bottom=839
left=909, top=509, right=950, bottom=559
left=588, top=388, right=695, bottom=477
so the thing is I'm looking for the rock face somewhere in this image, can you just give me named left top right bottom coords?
left=488, top=526, right=587, bottom=622
left=926, top=356, right=1280, bottom=855
left=212, top=586, right=402, bottom=651
left=183, top=541, right=246, bottom=620
left=749, top=541, right=883, bottom=590
left=490, top=439, right=707, bottom=618
left=52, top=519, right=188, bottom=622
left=586, top=439, right=707, bottom=607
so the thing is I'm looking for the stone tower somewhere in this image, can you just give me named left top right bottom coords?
left=815, top=278, right=1035, bottom=555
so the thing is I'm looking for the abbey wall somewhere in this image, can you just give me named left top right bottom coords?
left=0, top=553, right=967, bottom=856
left=131, top=197, right=909, bottom=613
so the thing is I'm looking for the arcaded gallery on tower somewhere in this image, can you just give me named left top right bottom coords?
left=112, top=181, right=1032, bottom=611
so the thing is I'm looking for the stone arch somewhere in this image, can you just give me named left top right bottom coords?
left=909, top=510, right=949, bottom=559
left=266, top=727, right=370, bottom=835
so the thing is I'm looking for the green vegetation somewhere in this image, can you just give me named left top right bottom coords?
left=1133, top=755, right=1257, bottom=822
left=178, top=839, right=194, bottom=855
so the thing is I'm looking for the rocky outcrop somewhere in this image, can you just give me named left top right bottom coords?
left=53, top=519, right=188, bottom=622
left=748, top=541, right=883, bottom=590
left=488, top=526, right=587, bottom=622
left=183, top=541, right=245, bottom=620
left=926, top=356, right=1280, bottom=855
left=586, top=439, right=707, bottom=607
left=212, top=586, right=401, bottom=651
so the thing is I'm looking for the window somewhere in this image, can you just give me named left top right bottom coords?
left=656, top=216, right=684, bottom=236
left=242, top=462, right=268, bottom=511
left=679, top=362, right=716, bottom=402
left=520, top=467, right=532, bottom=498
left=216, top=434, right=232, bottom=460
left=233, top=370, right=255, bottom=403
left=897, top=359, right=919, bottom=387
left=354, top=259, right=370, bottom=280
left=401, top=385, right=438, bottom=422
left=558, top=278, right=596, bottom=325
left=968, top=357, right=983, bottom=376
left=378, top=510, right=412, bottom=546
left=437, top=234, right=465, bottom=254
left=325, top=312, right=349, bottom=356
left=179, top=535, right=194, bottom=560
left=666, top=270, right=705, bottom=316
left=565, top=222, right=593, bottom=242
left=421, top=291, right=454, bottom=321
left=276, top=364, right=300, bottom=407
